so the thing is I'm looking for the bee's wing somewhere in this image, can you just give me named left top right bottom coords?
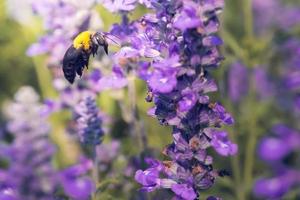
left=103, top=32, right=121, bottom=47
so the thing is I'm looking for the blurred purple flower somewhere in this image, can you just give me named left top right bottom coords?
left=255, top=124, right=300, bottom=199
left=3, top=86, right=50, bottom=136
left=254, top=177, right=288, bottom=199
left=88, top=67, right=128, bottom=92
left=99, top=0, right=137, bottom=13
left=228, top=62, right=248, bottom=102
left=254, top=67, right=274, bottom=100
left=60, top=157, right=95, bottom=200
left=258, top=137, right=291, bottom=161
left=254, top=171, right=300, bottom=199
left=1, top=86, right=57, bottom=200
left=253, top=0, right=300, bottom=33
left=75, top=96, right=104, bottom=145
left=96, top=140, right=120, bottom=171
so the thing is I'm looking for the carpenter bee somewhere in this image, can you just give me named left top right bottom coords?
left=62, top=31, right=119, bottom=84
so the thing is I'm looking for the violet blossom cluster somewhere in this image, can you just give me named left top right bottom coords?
left=254, top=124, right=300, bottom=199
left=98, top=0, right=237, bottom=199
left=0, top=87, right=95, bottom=200
left=253, top=0, right=300, bottom=35
left=75, top=95, right=104, bottom=146
left=227, top=0, right=300, bottom=104
left=0, top=86, right=56, bottom=200
left=227, top=62, right=274, bottom=103
left=278, top=38, right=300, bottom=114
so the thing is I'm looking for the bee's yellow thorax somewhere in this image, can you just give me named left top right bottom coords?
left=73, top=31, right=94, bottom=50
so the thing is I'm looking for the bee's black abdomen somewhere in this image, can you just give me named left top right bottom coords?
left=63, top=46, right=77, bottom=84
left=62, top=46, right=90, bottom=84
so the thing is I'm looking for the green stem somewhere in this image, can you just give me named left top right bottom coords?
left=243, top=106, right=257, bottom=194
left=243, top=0, right=254, bottom=39
left=225, top=100, right=245, bottom=200
left=32, top=57, right=57, bottom=98
left=92, top=145, right=99, bottom=200
left=232, top=154, right=245, bottom=200
left=242, top=0, right=257, bottom=196
left=127, top=74, right=147, bottom=152
left=93, top=146, right=99, bottom=184
left=221, top=30, right=248, bottom=63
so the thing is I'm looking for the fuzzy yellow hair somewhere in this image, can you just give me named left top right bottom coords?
left=73, top=31, right=95, bottom=50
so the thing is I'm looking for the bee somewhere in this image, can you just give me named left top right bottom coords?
left=62, top=31, right=119, bottom=84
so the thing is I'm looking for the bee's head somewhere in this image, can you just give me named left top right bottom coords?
left=91, top=32, right=108, bottom=54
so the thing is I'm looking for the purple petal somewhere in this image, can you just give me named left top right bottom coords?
left=171, top=184, right=197, bottom=200
left=210, top=130, right=238, bottom=156
left=258, top=137, right=291, bottom=161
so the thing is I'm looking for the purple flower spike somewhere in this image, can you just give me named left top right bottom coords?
left=1, top=87, right=58, bottom=200
left=254, top=67, right=274, bottom=100
left=101, top=0, right=235, bottom=198
left=75, top=96, right=104, bottom=145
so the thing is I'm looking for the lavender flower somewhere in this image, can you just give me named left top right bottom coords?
left=274, top=38, right=300, bottom=114
left=100, top=0, right=238, bottom=198
left=1, top=86, right=57, bottom=200
left=75, top=96, right=104, bottom=145
left=1, top=87, right=99, bottom=200
left=99, top=0, right=137, bottom=13
left=253, top=67, right=274, bottom=100
left=210, top=129, right=238, bottom=156
left=253, top=0, right=300, bottom=34
left=254, top=124, right=300, bottom=199
left=3, top=86, right=50, bottom=136
left=60, top=157, right=95, bottom=200
left=227, top=62, right=275, bottom=102
left=228, top=62, right=248, bottom=102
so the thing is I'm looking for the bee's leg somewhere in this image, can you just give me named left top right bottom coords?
left=76, top=65, right=84, bottom=77
left=103, top=41, right=108, bottom=55
left=95, top=34, right=108, bottom=55
left=91, top=43, right=98, bottom=57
